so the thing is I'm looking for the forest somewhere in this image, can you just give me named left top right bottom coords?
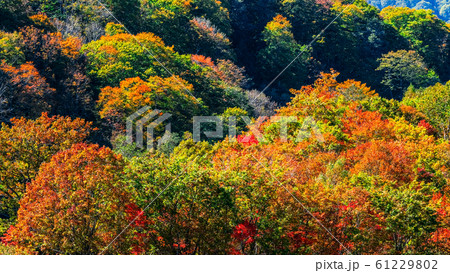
left=0, top=0, right=450, bottom=255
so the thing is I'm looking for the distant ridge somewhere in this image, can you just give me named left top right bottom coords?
left=368, top=0, right=450, bottom=22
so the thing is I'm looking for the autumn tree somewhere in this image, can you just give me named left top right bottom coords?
left=98, top=76, right=203, bottom=133
left=191, top=55, right=248, bottom=88
left=345, top=140, right=415, bottom=185
left=0, top=113, right=93, bottom=233
left=0, top=62, right=55, bottom=123
left=27, top=0, right=109, bottom=42
left=5, top=143, right=134, bottom=254
left=224, top=71, right=448, bottom=254
left=262, top=71, right=449, bottom=253
left=210, top=139, right=390, bottom=254
left=28, top=13, right=57, bottom=32
left=82, top=30, right=187, bottom=88
left=19, top=26, right=94, bottom=119
left=371, top=183, right=439, bottom=254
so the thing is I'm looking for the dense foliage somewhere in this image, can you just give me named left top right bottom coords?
left=1, top=0, right=450, bottom=255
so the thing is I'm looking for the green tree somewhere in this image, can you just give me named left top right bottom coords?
left=280, top=0, right=331, bottom=43
left=371, top=184, right=438, bottom=254
left=314, top=0, right=408, bottom=93
left=0, top=0, right=30, bottom=31
left=141, top=0, right=232, bottom=55
left=376, top=50, right=439, bottom=99
left=402, top=81, right=450, bottom=138
left=0, top=31, right=25, bottom=64
left=122, top=140, right=236, bottom=254
left=257, top=14, right=311, bottom=101
left=104, top=0, right=140, bottom=33
left=380, top=7, right=450, bottom=81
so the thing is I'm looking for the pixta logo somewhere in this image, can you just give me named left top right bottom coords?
left=126, top=107, right=172, bottom=149
left=127, top=107, right=324, bottom=150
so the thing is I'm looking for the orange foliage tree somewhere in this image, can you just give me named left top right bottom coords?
left=0, top=113, right=94, bottom=232
left=0, top=62, right=55, bottom=123
left=201, top=71, right=449, bottom=254
left=19, top=26, right=93, bottom=118
left=5, top=143, right=134, bottom=254
left=98, top=76, right=202, bottom=133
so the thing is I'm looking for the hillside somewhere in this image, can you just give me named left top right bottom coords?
left=1, top=0, right=450, bottom=255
